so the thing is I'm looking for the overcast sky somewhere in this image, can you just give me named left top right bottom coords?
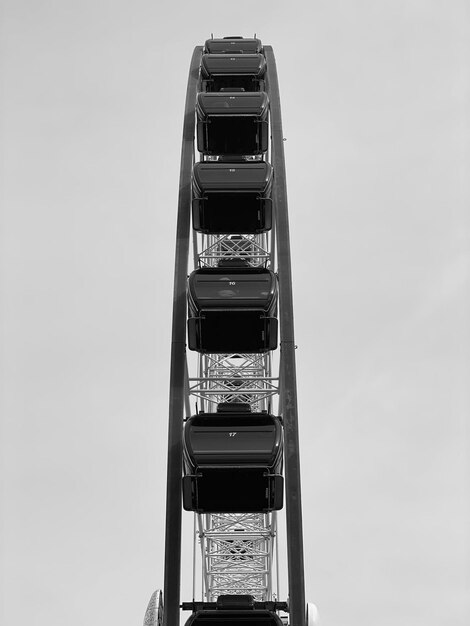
left=1, top=1, right=469, bottom=625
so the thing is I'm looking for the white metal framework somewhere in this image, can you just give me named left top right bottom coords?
left=188, top=218, right=280, bottom=602
left=189, top=353, right=278, bottom=413
left=194, top=233, right=272, bottom=269
left=196, top=513, right=278, bottom=601
left=184, top=49, right=282, bottom=602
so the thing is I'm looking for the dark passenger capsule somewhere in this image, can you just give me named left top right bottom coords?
left=201, top=54, right=266, bottom=93
left=187, top=267, right=278, bottom=354
left=192, top=162, right=273, bottom=234
left=184, top=610, right=284, bottom=626
left=196, top=92, right=269, bottom=157
left=204, top=36, right=263, bottom=55
left=182, top=410, right=283, bottom=513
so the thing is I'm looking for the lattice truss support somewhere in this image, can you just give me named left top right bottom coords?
left=194, top=233, right=272, bottom=268
left=187, top=223, right=280, bottom=602
left=189, top=352, right=278, bottom=414
left=196, top=513, right=279, bottom=601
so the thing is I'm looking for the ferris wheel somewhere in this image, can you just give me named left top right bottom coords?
left=144, top=36, right=317, bottom=626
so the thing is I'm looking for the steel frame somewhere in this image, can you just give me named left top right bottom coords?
left=189, top=353, right=278, bottom=413
left=195, top=233, right=272, bottom=268
left=189, top=212, right=279, bottom=600
left=196, top=513, right=278, bottom=601
left=162, top=42, right=305, bottom=626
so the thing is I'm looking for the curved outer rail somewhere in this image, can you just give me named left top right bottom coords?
left=264, top=46, right=306, bottom=626
left=163, top=46, right=202, bottom=626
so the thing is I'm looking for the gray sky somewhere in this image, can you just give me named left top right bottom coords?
left=1, top=1, right=469, bottom=625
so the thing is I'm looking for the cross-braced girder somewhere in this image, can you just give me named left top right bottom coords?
left=187, top=221, right=280, bottom=602
left=196, top=233, right=272, bottom=268
left=196, top=513, right=277, bottom=601
left=189, top=353, right=278, bottom=413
